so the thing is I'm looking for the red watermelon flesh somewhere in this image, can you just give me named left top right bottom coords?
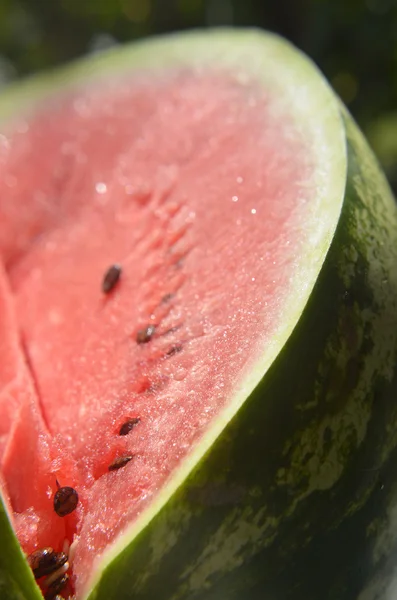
left=0, top=70, right=320, bottom=597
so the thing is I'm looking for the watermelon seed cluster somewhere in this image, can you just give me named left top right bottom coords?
left=27, top=547, right=70, bottom=600
left=26, top=259, right=181, bottom=597
left=27, top=547, right=68, bottom=579
left=44, top=573, right=69, bottom=600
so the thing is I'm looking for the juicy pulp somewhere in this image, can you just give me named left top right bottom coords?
left=0, top=65, right=337, bottom=597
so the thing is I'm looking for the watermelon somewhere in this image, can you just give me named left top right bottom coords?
left=1, top=28, right=397, bottom=600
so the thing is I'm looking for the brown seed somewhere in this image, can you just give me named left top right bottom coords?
left=161, top=293, right=174, bottom=304
left=165, top=344, right=183, bottom=358
left=27, top=547, right=53, bottom=576
left=136, top=325, right=156, bottom=344
left=44, top=573, right=69, bottom=600
left=119, top=418, right=140, bottom=436
left=27, top=548, right=68, bottom=579
left=54, top=486, right=79, bottom=517
left=108, top=455, right=133, bottom=471
left=102, top=264, right=122, bottom=294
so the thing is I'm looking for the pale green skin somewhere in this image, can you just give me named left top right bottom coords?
left=1, top=29, right=397, bottom=600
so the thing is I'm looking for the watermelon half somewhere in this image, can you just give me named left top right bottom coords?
left=1, top=28, right=397, bottom=600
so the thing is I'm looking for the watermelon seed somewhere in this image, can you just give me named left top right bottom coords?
left=27, top=548, right=68, bottom=579
left=27, top=547, right=53, bottom=577
left=102, top=264, right=122, bottom=294
left=161, top=293, right=174, bottom=304
left=119, top=418, right=140, bottom=436
left=44, top=573, right=69, bottom=600
left=165, top=344, right=183, bottom=358
left=136, top=325, right=156, bottom=344
left=43, top=560, right=70, bottom=587
left=54, top=486, right=79, bottom=517
left=108, top=455, right=134, bottom=471
left=146, top=375, right=170, bottom=394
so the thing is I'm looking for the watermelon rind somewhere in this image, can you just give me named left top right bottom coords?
left=1, top=29, right=397, bottom=600
left=87, top=112, right=397, bottom=600
left=0, top=497, right=42, bottom=600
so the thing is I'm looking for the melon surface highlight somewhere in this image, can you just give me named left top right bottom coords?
left=1, top=29, right=397, bottom=600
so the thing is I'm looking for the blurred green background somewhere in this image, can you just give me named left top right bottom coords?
left=1, top=0, right=397, bottom=188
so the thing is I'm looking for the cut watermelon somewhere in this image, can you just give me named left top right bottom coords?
left=1, top=29, right=397, bottom=600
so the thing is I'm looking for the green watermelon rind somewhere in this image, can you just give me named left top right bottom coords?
left=86, top=113, right=397, bottom=600
left=0, top=497, right=43, bottom=600
left=0, top=29, right=396, bottom=600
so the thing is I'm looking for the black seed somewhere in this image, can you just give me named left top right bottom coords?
left=54, top=486, right=79, bottom=517
left=27, top=548, right=68, bottom=579
left=44, top=573, right=69, bottom=600
left=136, top=325, right=156, bottom=344
left=102, top=264, right=122, bottom=294
left=27, top=548, right=68, bottom=580
left=119, top=418, right=140, bottom=436
left=27, top=547, right=53, bottom=574
left=28, top=546, right=58, bottom=579
left=108, top=455, right=133, bottom=471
